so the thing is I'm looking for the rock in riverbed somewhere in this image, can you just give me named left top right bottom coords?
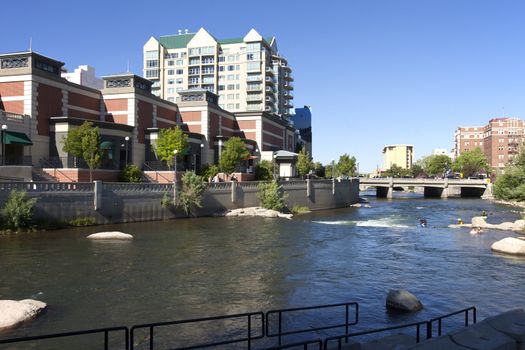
left=450, top=216, right=525, bottom=232
left=386, top=290, right=423, bottom=312
left=491, top=237, right=525, bottom=256
left=0, top=299, right=47, bottom=330
left=225, top=207, right=293, bottom=219
left=86, top=231, right=133, bottom=240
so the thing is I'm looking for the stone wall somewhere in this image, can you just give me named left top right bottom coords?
left=0, top=179, right=360, bottom=225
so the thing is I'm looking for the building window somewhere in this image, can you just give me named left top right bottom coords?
left=145, top=70, right=158, bottom=78
left=228, top=65, right=235, bottom=71
left=167, top=88, right=174, bottom=94
left=247, top=53, right=254, bottom=61
left=168, top=97, right=175, bottom=102
left=189, top=77, right=199, bottom=84
left=218, top=75, right=224, bottom=81
left=236, top=103, right=240, bottom=109
left=189, top=57, right=200, bottom=65
left=167, top=79, right=174, bottom=85
left=146, top=60, right=159, bottom=68
left=168, top=69, right=175, bottom=75
left=246, top=43, right=260, bottom=52
left=176, top=59, right=184, bottom=65
left=227, top=84, right=235, bottom=90
left=145, top=50, right=158, bottom=59
left=219, top=66, right=225, bottom=72
left=227, top=103, right=235, bottom=109
left=168, top=60, right=174, bottom=66
left=189, top=67, right=200, bottom=75
left=176, top=69, right=183, bottom=75
left=176, top=78, right=183, bottom=84
left=218, top=85, right=225, bottom=91
left=247, top=62, right=259, bottom=71
left=176, top=87, right=183, bottom=92
left=219, top=56, right=225, bottom=62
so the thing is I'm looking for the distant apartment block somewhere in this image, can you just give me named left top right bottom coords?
left=453, top=117, right=525, bottom=170
left=291, top=105, right=312, bottom=155
left=143, top=28, right=294, bottom=116
left=383, top=144, right=414, bottom=170
left=61, top=65, right=103, bottom=90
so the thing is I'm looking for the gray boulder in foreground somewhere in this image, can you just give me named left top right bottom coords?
left=0, top=299, right=47, bottom=330
left=386, top=290, right=423, bottom=312
left=491, top=237, right=525, bottom=256
left=86, top=231, right=133, bottom=240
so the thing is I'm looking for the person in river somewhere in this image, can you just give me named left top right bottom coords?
left=481, top=210, right=488, bottom=218
left=457, top=218, right=464, bottom=225
left=470, top=226, right=482, bottom=235
left=419, top=218, right=427, bottom=227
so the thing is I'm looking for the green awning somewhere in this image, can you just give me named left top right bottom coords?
left=3, top=131, right=32, bottom=145
left=100, top=141, right=113, bottom=150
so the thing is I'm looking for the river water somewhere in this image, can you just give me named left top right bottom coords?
left=0, top=192, right=524, bottom=348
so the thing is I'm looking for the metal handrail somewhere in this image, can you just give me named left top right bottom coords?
left=323, top=320, right=429, bottom=349
left=428, top=306, right=476, bottom=337
left=130, top=311, right=264, bottom=350
left=262, top=338, right=323, bottom=349
left=0, top=326, right=129, bottom=349
left=266, top=302, right=359, bottom=346
left=142, top=162, right=172, bottom=183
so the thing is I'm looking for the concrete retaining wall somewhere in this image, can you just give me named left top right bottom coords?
left=0, top=179, right=359, bottom=225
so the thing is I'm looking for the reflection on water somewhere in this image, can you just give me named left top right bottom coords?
left=0, top=193, right=524, bottom=347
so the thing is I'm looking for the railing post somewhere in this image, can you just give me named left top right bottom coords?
left=332, top=177, right=335, bottom=195
left=94, top=180, right=102, bottom=211
left=231, top=179, right=237, bottom=203
left=306, top=178, right=311, bottom=198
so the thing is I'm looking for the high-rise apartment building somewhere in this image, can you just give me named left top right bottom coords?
left=453, top=117, right=525, bottom=171
left=383, top=144, right=414, bottom=170
left=143, top=28, right=294, bottom=116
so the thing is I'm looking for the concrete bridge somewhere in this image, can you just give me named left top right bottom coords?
left=359, top=177, right=491, bottom=198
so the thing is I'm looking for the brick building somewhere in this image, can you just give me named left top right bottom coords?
left=0, top=51, right=299, bottom=181
left=453, top=118, right=525, bottom=171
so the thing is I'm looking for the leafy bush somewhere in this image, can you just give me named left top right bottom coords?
left=255, top=160, right=274, bottom=180
left=178, top=171, right=207, bottom=216
left=119, top=164, right=142, bottom=182
left=1, top=190, right=37, bottom=231
left=200, top=164, right=219, bottom=181
left=290, top=205, right=310, bottom=214
left=494, top=167, right=525, bottom=201
left=161, top=191, right=172, bottom=208
left=258, top=180, right=286, bottom=211
left=69, top=216, right=96, bottom=227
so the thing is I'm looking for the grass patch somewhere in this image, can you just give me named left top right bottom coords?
left=290, top=205, right=311, bottom=214
left=69, top=216, right=97, bottom=227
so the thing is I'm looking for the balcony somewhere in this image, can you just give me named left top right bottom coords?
left=247, top=84, right=263, bottom=92
left=246, top=75, right=262, bottom=82
left=247, top=104, right=263, bottom=112
left=265, top=96, right=275, bottom=103
left=246, top=94, right=263, bottom=101
left=284, top=83, right=293, bottom=90
left=265, top=86, right=275, bottom=93
left=284, top=102, right=293, bottom=108
left=284, top=92, right=293, bottom=99
left=265, top=77, right=275, bottom=84
left=265, top=67, right=274, bottom=75
left=284, top=74, right=294, bottom=81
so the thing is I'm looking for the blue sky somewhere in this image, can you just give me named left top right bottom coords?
left=3, top=0, right=525, bottom=171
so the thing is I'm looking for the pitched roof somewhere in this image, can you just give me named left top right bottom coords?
left=159, top=34, right=195, bottom=49
left=158, top=33, right=274, bottom=49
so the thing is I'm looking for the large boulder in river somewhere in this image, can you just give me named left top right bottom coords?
left=491, top=237, right=525, bottom=256
left=471, top=216, right=487, bottom=228
left=0, top=299, right=47, bottom=330
left=386, top=290, right=423, bottom=312
left=86, top=231, right=133, bottom=240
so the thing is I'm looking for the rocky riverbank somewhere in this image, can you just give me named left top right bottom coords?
left=224, top=207, right=293, bottom=219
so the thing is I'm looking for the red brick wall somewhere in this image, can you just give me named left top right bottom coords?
left=0, top=82, right=24, bottom=97
left=263, top=133, right=283, bottom=147
left=104, top=99, right=128, bottom=112
left=209, top=112, right=220, bottom=139
left=237, top=120, right=256, bottom=129
left=243, top=131, right=256, bottom=141
left=68, top=92, right=100, bottom=112
left=41, top=168, right=119, bottom=182
left=263, top=121, right=284, bottom=136
left=138, top=100, right=153, bottom=144
left=221, top=117, right=236, bottom=129
left=180, top=111, right=201, bottom=122
left=157, top=105, right=177, bottom=122
left=37, top=84, right=63, bottom=136
left=1, top=101, right=24, bottom=114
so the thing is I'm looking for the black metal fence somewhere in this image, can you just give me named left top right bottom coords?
left=0, top=304, right=478, bottom=350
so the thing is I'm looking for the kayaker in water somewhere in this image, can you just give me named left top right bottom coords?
left=419, top=218, right=427, bottom=228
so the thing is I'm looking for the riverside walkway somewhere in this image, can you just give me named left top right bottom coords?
left=359, top=178, right=490, bottom=198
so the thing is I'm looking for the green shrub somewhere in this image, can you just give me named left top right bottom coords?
left=119, top=164, right=142, bottom=182
left=258, top=180, right=286, bottom=211
left=494, top=167, right=525, bottom=201
left=1, top=190, right=37, bottom=231
left=255, top=160, right=274, bottom=181
left=178, top=171, right=207, bottom=216
left=290, top=205, right=310, bottom=214
left=161, top=191, right=172, bottom=208
left=69, top=216, right=96, bottom=227
left=200, top=164, right=219, bottom=181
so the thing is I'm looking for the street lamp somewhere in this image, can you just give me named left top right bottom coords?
left=124, top=136, right=130, bottom=165
left=1, top=124, right=7, bottom=166
left=357, top=162, right=360, bottom=177
left=173, top=149, right=178, bottom=181
left=273, top=154, right=278, bottom=180
left=195, top=143, right=203, bottom=172
left=331, top=158, right=335, bottom=179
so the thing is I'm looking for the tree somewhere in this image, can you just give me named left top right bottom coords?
left=313, top=162, right=325, bottom=178
left=494, top=145, right=525, bottom=201
left=154, top=126, right=189, bottom=169
left=178, top=171, right=207, bottom=216
left=255, top=160, right=274, bottom=180
left=337, top=154, right=357, bottom=177
left=425, top=155, right=452, bottom=176
left=1, top=190, right=37, bottom=231
left=382, top=164, right=411, bottom=178
left=411, top=163, right=426, bottom=178
left=219, top=137, right=249, bottom=175
left=62, top=121, right=102, bottom=182
left=258, top=180, right=286, bottom=211
left=452, top=148, right=490, bottom=178
left=296, top=148, right=312, bottom=178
